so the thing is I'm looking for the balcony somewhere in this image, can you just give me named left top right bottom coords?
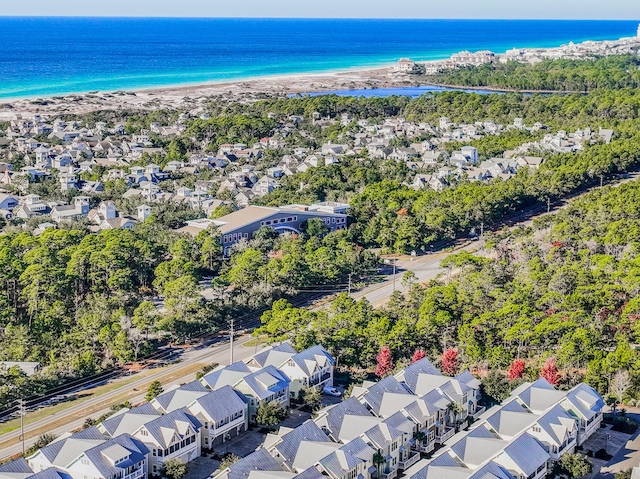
left=399, top=452, right=421, bottom=470
left=436, top=428, right=455, bottom=443
left=379, top=469, right=398, bottom=479
left=411, top=440, right=435, bottom=454
left=123, top=469, right=145, bottom=479
left=211, top=415, right=245, bottom=435
left=310, top=371, right=332, bottom=386
left=473, top=406, right=486, bottom=419
left=578, top=415, right=602, bottom=444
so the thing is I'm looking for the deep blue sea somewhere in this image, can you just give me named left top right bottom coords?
left=0, top=18, right=636, bottom=100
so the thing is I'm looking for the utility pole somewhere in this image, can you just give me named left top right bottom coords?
left=19, top=398, right=25, bottom=455
left=229, top=318, right=235, bottom=365
left=480, top=222, right=484, bottom=238
left=392, top=260, right=397, bottom=292
left=348, top=273, right=352, bottom=296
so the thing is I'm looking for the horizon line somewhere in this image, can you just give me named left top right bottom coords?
left=0, top=15, right=637, bottom=21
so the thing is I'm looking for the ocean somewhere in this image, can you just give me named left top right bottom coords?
left=0, top=18, right=636, bottom=100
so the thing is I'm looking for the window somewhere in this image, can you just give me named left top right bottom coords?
left=332, top=218, right=336, bottom=224
left=532, top=426, right=541, bottom=433
left=140, top=430, right=148, bottom=436
left=152, top=449, right=156, bottom=457
left=266, top=221, right=271, bottom=225
left=287, top=217, right=293, bottom=222
left=205, top=421, right=209, bottom=429
left=81, top=459, right=90, bottom=465
left=294, top=216, right=297, bottom=221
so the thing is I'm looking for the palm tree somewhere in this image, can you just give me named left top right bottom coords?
left=372, top=451, right=386, bottom=478
left=414, top=430, right=427, bottom=450
left=446, top=402, right=464, bottom=429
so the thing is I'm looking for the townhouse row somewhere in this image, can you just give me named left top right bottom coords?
left=214, top=357, right=485, bottom=479
left=404, top=378, right=604, bottom=479
left=214, top=362, right=604, bottom=479
left=0, top=344, right=334, bottom=479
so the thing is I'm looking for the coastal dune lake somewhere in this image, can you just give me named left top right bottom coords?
left=294, top=86, right=505, bottom=97
left=0, top=18, right=636, bottom=99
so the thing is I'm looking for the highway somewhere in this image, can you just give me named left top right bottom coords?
left=0, top=336, right=256, bottom=460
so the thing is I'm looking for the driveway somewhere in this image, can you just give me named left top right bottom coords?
left=593, top=409, right=640, bottom=479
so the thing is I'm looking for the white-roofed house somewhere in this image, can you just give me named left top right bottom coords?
left=187, top=385, right=249, bottom=451
left=132, top=408, right=201, bottom=476
left=27, top=427, right=148, bottom=479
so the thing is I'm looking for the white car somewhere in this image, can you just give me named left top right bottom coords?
left=323, top=386, right=342, bottom=397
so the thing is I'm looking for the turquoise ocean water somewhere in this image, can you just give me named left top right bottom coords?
left=0, top=18, right=636, bottom=100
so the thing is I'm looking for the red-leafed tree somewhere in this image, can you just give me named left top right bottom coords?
left=441, top=348, right=458, bottom=376
left=508, top=359, right=525, bottom=381
left=412, top=349, right=426, bottom=363
left=540, top=357, right=559, bottom=386
left=375, top=346, right=394, bottom=377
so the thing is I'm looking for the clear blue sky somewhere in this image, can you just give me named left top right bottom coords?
left=3, top=0, right=639, bottom=19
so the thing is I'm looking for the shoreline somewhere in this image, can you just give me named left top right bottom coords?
left=0, top=29, right=635, bottom=117
left=0, top=65, right=425, bottom=117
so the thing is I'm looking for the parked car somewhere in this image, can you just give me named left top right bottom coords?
left=323, top=386, right=342, bottom=397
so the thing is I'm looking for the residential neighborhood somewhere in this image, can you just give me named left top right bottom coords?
left=0, top=104, right=617, bottom=249
left=0, top=341, right=607, bottom=479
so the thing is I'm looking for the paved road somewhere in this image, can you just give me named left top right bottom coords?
left=0, top=335, right=256, bottom=460
left=596, top=410, right=640, bottom=479
left=352, top=245, right=478, bottom=307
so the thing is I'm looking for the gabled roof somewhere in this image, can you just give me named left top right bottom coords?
left=139, top=407, right=201, bottom=448
left=449, top=427, right=507, bottom=467
left=363, top=421, right=405, bottom=450
left=535, top=404, right=577, bottom=446
left=99, top=403, right=161, bottom=437
left=152, top=381, right=209, bottom=413
left=269, top=420, right=331, bottom=470
left=403, top=396, right=444, bottom=423
left=499, top=433, right=550, bottom=477
left=32, top=427, right=106, bottom=467
left=512, top=378, right=567, bottom=413
left=361, top=376, right=413, bottom=416
left=292, top=468, right=325, bottom=479
left=239, top=366, right=290, bottom=400
left=563, top=383, right=604, bottom=420
left=218, top=449, right=283, bottom=479
left=0, top=458, right=34, bottom=479
left=396, top=358, right=442, bottom=394
left=286, top=345, right=334, bottom=377
left=25, top=469, right=70, bottom=479
left=188, top=385, right=248, bottom=421
left=248, top=343, right=296, bottom=370
left=484, top=400, right=538, bottom=439
left=201, top=361, right=252, bottom=390
left=76, top=434, right=148, bottom=479
left=421, top=389, right=452, bottom=410
left=315, top=398, right=375, bottom=442
left=455, top=372, right=481, bottom=390
left=291, top=442, right=341, bottom=473
left=410, top=374, right=469, bottom=401
left=410, top=455, right=512, bottom=479
left=318, top=437, right=375, bottom=478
